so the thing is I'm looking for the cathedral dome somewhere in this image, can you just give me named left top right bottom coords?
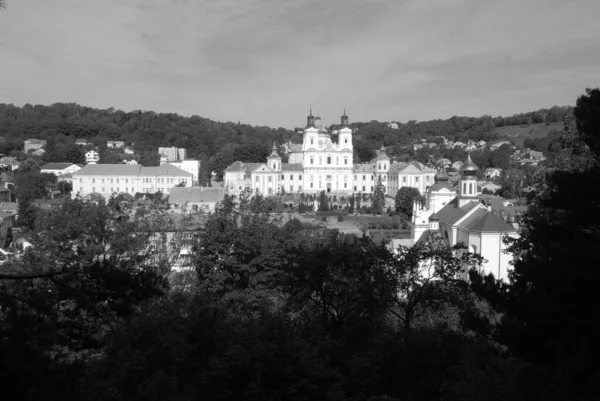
left=460, top=153, right=479, bottom=174
left=434, top=169, right=449, bottom=183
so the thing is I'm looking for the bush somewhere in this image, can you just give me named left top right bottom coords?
left=376, top=224, right=382, bottom=230
left=321, top=216, right=327, bottom=222
left=337, top=214, right=344, bottom=222
left=402, top=221, right=409, bottom=230
left=381, top=224, right=388, bottom=230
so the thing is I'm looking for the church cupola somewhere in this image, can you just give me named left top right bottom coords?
left=457, top=153, right=479, bottom=207
left=434, top=168, right=450, bottom=183
left=428, top=213, right=440, bottom=231
left=267, top=142, right=281, bottom=171
left=376, top=143, right=390, bottom=172
left=306, top=109, right=315, bottom=128
left=341, top=109, right=349, bottom=127
left=314, top=113, right=322, bottom=129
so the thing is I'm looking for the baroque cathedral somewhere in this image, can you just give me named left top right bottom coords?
left=224, top=110, right=436, bottom=196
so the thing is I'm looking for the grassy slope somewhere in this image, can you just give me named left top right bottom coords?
left=494, top=121, right=563, bottom=146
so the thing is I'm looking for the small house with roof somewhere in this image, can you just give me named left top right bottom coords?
left=168, top=186, right=225, bottom=213
left=24, top=139, right=47, bottom=153
left=41, top=162, right=83, bottom=176
left=409, top=154, right=518, bottom=281
left=484, top=167, right=502, bottom=179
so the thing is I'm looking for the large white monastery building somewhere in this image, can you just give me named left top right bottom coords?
left=224, top=111, right=436, bottom=196
left=411, top=154, right=518, bottom=281
left=72, top=163, right=193, bottom=200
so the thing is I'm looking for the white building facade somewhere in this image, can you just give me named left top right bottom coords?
left=224, top=111, right=436, bottom=196
left=410, top=155, right=518, bottom=281
left=72, top=163, right=193, bottom=200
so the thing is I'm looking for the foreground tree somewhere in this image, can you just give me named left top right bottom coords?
left=502, top=88, right=600, bottom=398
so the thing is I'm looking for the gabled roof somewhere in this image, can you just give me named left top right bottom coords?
left=354, top=163, right=375, bottom=173
left=458, top=209, right=517, bottom=233
left=169, top=187, right=225, bottom=204
left=139, top=164, right=193, bottom=177
left=435, top=199, right=481, bottom=226
left=74, top=164, right=142, bottom=176
left=251, top=164, right=274, bottom=174
left=41, top=162, right=79, bottom=170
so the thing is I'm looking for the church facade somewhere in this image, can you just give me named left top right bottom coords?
left=224, top=111, right=436, bottom=196
left=410, top=154, right=518, bottom=281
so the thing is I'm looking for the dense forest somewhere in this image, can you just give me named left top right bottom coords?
left=0, top=103, right=570, bottom=180
left=0, top=88, right=598, bottom=400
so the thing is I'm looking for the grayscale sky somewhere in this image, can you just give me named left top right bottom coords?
left=1, top=0, right=599, bottom=128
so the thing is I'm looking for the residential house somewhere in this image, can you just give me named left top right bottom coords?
left=41, top=162, right=83, bottom=176
left=75, top=139, right=89, bottom=146
left=451, top=161, right=463, bottom=171
left=86, top=150, right=100, bottom=164
left=0, top=157, right=20, bottom=172
left=32, top=149, right=45, bottom=157
left=124, top=147, right=135, bottom=155
left=31, top=198, right=64, bottom=210
left=477, top=140, right=487, bottom=147
left=484, top=167, right=503, bottom=179
left=168, top=186, right=225, bottom=213
left=158, top=147, right=187, bottom=162
left=24, top=139, right=47, bottom=153
left=107, top=141, right=125, bottom=149
left=481, top=182, right=501, bottom=193
left=436, top=158, right=452, bottom=169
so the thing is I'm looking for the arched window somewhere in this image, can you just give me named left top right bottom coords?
left=310, top=138, right=314, bottom=145
left=469, top=183, right=473, bottom=194
left=327, top=156, right=331, bottom=164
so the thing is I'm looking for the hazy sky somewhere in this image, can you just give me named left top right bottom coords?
left=1, top=0, right=599, bottom=128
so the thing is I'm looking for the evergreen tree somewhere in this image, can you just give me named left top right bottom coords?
left=372, top=177, right=385, bottom=214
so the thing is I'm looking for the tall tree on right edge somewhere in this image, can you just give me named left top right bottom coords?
left=504, top=88, right=600, bottom=398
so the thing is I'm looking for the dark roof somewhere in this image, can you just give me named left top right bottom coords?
left=458, top=209, right=517, bottom=233
left=41, top=162, right=78, bottom=170
left=169, top=187, right=225, bottom=204
left=282, top=163, right=303, bottom=172
left=435, top=199, right=481, bottom=226
left=428, top=182, right=456, bottom=192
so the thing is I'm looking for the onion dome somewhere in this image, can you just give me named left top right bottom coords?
left=429, top=213, right=440, bottom=221
left=306, top=108, right=315, bottom=127
left=460, top=153, right=479, bottom=174
left=341, top=108, right=349, bottom=127
left=434, top=168, right=450, bottom=183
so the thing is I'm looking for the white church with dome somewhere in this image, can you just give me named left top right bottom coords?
left=411, top=154, right=519, bottom=281
left=224, top=110, right=437, bottom=196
